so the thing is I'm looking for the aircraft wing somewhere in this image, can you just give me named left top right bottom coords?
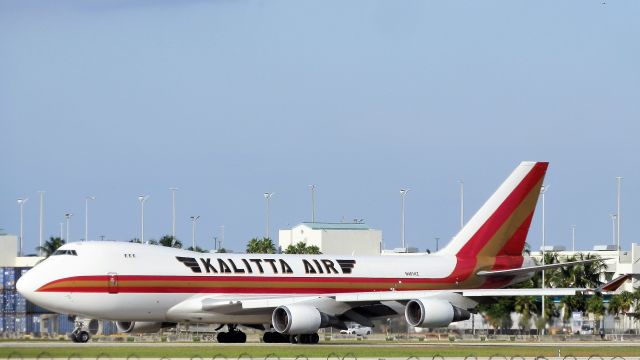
left=476, top=258, right=611, bottom=277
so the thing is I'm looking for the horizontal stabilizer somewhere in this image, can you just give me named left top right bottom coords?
left=595, top=274, right=631, bottom=293
left=476, top=258, right=611, bottom=277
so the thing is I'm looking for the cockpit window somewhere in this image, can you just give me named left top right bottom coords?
left=53, top=249, right=77, bottom=256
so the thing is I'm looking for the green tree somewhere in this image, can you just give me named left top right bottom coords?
left=586, top=295, right=605, bottom=331
left=514, top=296, right=537, bottom=334
left=186, top=246, right=208, bottom=253
left=246, top=237, right=276, bottom=254
left=608, top=291, right=634, bottom=334
left=159, top=235, right=182, bottom=248
left=284, top=242, right=322, bottom=254
left=479, top=297, right=514, bottom=335
left=36, top=236, right=66, bottom=257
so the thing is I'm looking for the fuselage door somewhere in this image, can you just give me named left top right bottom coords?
left=107, top=272, right=118, bottom=294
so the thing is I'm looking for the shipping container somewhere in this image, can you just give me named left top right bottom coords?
left=0, top=290, right=4, bottom=311
left=15, top=293, right=26, bottom=313
left=58, top=314, right=75, bottom=334
left=26, top=299, right=51, bottom=314
left=25, top=314, right=39, bottom=334
left=3, top=268, right=16, bottom=290
left=0, top=315, right=4, bottom=332
left=2, top=292, right=16, bottom=312
left=14, top=314, right=26, bottom=333
left=4, top=314, right=15, bottom=332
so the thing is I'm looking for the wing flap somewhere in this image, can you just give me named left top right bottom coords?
left=477, top=258, right=611, bottom=277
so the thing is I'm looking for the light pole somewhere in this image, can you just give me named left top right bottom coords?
left=610, top=214, right=617, bottom=246
left=219, top=225, right=225, bottom=250
left=85, top=196, right=95, bottom=241
left=169, top=187, right=178, bottom=241
left=190, top=216, right=200, bottom=250
left=435, top=237, right=440, bottom=251
left=264, top=193, right=274, bottom=239
left=138, top=195, right=149, bottom=243
left=571, top=225, right=576, bottom=252
left=59, top=222, right=64, bottom=240
left=540, top=184, right=549, bottom=336
left=308, top=184, right=316, bottom=223
left=65, top=213, right=73, bottom=243
left=38, top=191, right=45, bottom=256
left=458, top=180, right=464, bottom=229
left=17, top=198, right=28, bottom=256
left=616, top=177, right=622, bottom=252
left=400, top=189, right=410, bottom=250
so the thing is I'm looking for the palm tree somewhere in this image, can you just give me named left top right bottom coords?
left=159, top=235, right=182, bottom=248
left=586, top=295, right=605, bottom=332
left=246, top=237, right=276, bottom=254
left=284, top=242, right=322, bottom=254
left=576, top=253, right=606, bottom=288
left=609, top=291, right=634, bottom=335
left=514, top=296, right=537, bottom=334
left=36, top=236, right=65, bottom=257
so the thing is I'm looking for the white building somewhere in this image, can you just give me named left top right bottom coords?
left=278, top=222, right=382, bottom=256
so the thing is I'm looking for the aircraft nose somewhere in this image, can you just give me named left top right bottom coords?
left=16, top=268, right=37, bottom=301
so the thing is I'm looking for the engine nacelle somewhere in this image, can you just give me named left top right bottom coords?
left=405, top=298, right=470, bottom=328
left=272, top=304, right=338, bottom=335
left=116, top=321, right=175, bottom=334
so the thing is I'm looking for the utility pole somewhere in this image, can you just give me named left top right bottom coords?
left=190, top=215, right=200, bottom=250
left=264, top=193, right=273, bottom=239
left=169, top=187, right=178, bottom=241
left=65, top=213, right=73, bottom=243
left=138, top=195, right=149, bottom=243
left=308, top=184, right=316, bottom=223
left=616, top=177, right=622, bottom=252
left=540, top=184, right=549, bottom=337
left=571, top=225, right=576, bottom=252
left=38, top=191, right=45, bottom=256
left=17, top=198, right=28, bottom=256
left=400, top=189, right=410, bottom=250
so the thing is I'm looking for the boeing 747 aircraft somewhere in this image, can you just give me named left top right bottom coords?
left=17, top=162, right=622, bottom=344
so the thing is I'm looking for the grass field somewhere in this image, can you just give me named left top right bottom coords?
left=1, top=343, right=640, bottom=358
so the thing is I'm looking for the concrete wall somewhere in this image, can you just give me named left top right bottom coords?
left=279, top=224, right=382, bottom=255
left=0, top=235, right=18, bottom=266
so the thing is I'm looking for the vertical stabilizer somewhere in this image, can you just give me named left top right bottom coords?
left=438, top=162, right=548, bottom=259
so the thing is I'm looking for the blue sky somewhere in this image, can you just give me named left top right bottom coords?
left=1, top=1, right=639, bottom=254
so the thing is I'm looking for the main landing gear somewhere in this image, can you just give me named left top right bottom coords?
left=263, top=332, right=319, bottom=344
left=216, top=325, right=247, bottom=343
left=70, top=320, right=90, bottom=343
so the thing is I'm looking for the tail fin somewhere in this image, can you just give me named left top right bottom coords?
left=439, top=161, right=548, bottom=258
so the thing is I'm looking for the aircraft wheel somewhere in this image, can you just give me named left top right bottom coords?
left=311, top=333, right=319, bottom=344
left=289, top=335, right=297, bottom=344
left=263, top=332, right=273, bottom=343
left=217, top=332, right=228, bottom=343
left=70, top=333, right=79, bottom=343
left=77, top=331, right=90, bottom=343
left=235, top=331, right=247, bottom=343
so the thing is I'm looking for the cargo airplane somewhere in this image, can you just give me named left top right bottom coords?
left=17, top=162, right=623, bottom=344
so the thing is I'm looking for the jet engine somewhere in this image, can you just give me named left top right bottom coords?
left=116, top=321, right=175, bottom=334
left=272, top=304, right=340, bottom=334
left=404, top=298, right=470, bottom=328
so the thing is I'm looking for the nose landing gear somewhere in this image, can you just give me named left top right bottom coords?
left=70, top=319, right=91, bottom=343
